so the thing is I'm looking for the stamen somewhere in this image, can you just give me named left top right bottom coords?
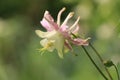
left=69, top=16, right=80, bottom=30
left=61, top=12, right=74, bottom=26
left=36, top=48, right=46, bottom=55
left=57, top=7, right=66, bottom=26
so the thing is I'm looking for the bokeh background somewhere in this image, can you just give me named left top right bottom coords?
left=0, top=0, right=120, bottom=80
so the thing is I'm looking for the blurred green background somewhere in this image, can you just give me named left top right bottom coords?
left=0, top=0, right=120, bottom=80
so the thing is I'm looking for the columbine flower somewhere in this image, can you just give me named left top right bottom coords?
left=35, top=7, right=89, bottom=58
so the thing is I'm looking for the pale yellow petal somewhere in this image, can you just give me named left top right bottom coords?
left=40, top=39, right=55, bottom=52
left=53, top=33, right=64, bottom=58
left=35, top=30, right=57, bottom=38
left=40, top=39, right=48, bottom=46
left=58, top=50, right=63, bottom=59
left=35, top=30, right=49, bottom=38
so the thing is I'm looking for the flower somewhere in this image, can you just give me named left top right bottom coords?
left=35, top=7, right=89, bottom=58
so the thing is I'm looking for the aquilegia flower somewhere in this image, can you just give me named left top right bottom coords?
left=35, top=7, right=89, bottom=58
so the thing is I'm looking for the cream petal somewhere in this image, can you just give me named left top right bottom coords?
left=40, top=39, right=48, bottom=46
left=58, top=50, right=63, bottom=58
left=35, top=30, right=50, bottom=38
left=55, top=40, right=64, bottom=58
left=35, top=30, right=57, bottom=38
left=47, top=46, right=55, bottom=52
left=47, top=40, right=55, bottom=52
left=53, top=32, right=64, bottom=58
left=40, top=39, right=55, bottom=52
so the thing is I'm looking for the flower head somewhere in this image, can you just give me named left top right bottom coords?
left=35, top=7, right=89, bottom=58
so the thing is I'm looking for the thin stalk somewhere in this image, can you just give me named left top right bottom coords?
left=81, top=46, right=108, bottom=80
left=89, top=43, right=113, bottom=80
left=113, top=64, right=120, bottom=80
left=71, top=33, right=108, bottom=80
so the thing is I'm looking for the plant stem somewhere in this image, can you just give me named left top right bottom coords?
left=81, top=46, right=108, bottom=80
left=89, top=43, right=113, bottom=80
left=71, top=33, right=109, bottom=80
left=113, top=64, right=120, bottom=80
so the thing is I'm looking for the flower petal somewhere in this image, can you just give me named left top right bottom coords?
left=35, top=30, right=57, bottom=38
left=40, top=38, right=48, bottom=46
left=71, top=25, right=80, bottom=34
left=44, top=11, right=54, bottom=22
left=64, top=40, right=73, bottom=51
left=40, top=39, right=55, bottom=52
left=52, top=32, right=65, bottom=58
left=40, top=11, right=59, bottom=31
left=56, top=45, right=64, bottom=58
left=59, top=25, right=68, bottom=32
left=43, top=11, right=59, bottom=30
left=40, top=18, right=54, bottom=31
left=72, top=38, right=90, bottom=46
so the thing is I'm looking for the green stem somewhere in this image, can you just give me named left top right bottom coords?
left=71, top=33, right=108, bottom=80
left=81, top=46, right=108, bottom=80
left=89, top=43, right=113, bottom=80
left=113, top=64, right=120, bottom=80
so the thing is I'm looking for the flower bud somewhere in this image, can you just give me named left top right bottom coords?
left=103, top=60, right=114, bottom=67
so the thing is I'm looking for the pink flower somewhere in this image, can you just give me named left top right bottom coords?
left=35, top=7, right=89, bottom=58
